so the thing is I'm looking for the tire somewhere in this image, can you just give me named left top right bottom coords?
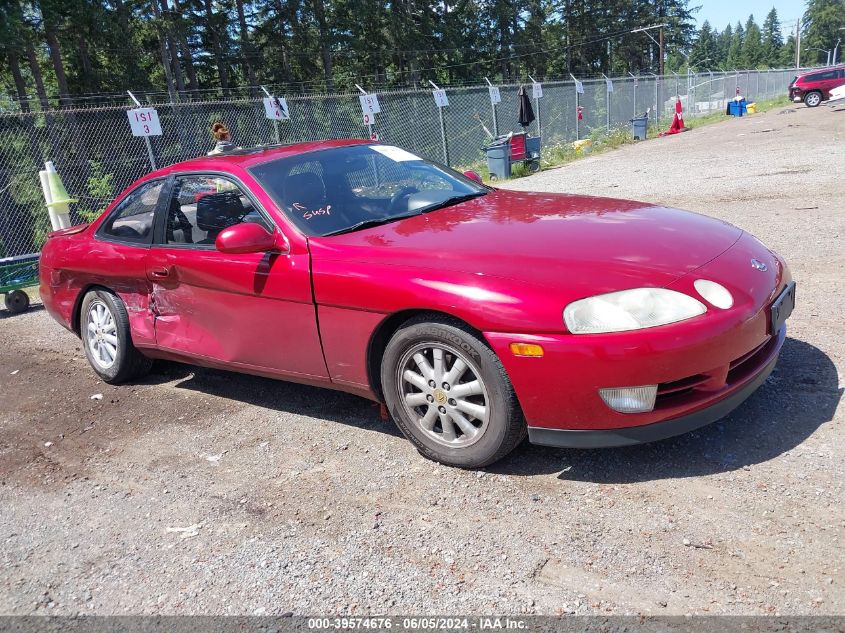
left=381, top=316, right=526, bottom=468
left=804, top=91, right=822, bottom=107
left=80, top=289, right=152, bottom=384
left=527, top=160, right=541, bottom=174
left=4, top=290, right=30, bottom=314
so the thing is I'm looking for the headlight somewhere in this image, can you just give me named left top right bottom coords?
left=563, top=288, right=706, bottom=334
left=693, top=279, right=733, bottom=309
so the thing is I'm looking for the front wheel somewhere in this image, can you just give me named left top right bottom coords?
left=80, top=289, right=152, bottom=384
left=4, top=290, right=30, bottom=314
left=804, top=91, right=822, bottom=107
left=381, top=317, right=526, bottom=468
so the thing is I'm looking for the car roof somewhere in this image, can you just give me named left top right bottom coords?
left=151, top=137, right=372, bottom=177
left=799, top=65, right=845, bottom=77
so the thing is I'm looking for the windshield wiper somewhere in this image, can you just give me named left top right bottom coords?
left=320, top=192, right=487, bottom=237
left=321, top=212, right=422, bottom=237
left=416, top=191, right=487, bottom=214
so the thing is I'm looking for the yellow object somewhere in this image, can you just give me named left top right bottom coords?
left=746, top=102, right=757, bottom=114
left=510, top=343, right=544, bottom=357
left=45, top=167, right=77, bottom=208
left=572, top=139, right=593, bottom=154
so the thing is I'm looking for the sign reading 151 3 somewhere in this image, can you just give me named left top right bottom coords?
left=128, top=108, right=162, bottom=137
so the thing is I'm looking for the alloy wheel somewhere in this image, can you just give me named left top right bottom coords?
left=397, top=342, right=490, bottom=448
left=86, top=299, right=118, bottom=369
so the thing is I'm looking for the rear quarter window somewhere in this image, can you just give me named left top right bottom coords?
left=97, top=180, right=165, bottom=244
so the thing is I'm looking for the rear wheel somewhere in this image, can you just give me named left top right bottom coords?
left=80, top=289, right=152, bottom=384
left=381, top=316, right=526, bottom=468
left=804, top=91, right=822, bottom=107
left=4, top=290, right=30, bottom=314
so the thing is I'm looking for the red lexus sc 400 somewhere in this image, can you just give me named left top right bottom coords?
left=40, top=140, right=795, bottom=467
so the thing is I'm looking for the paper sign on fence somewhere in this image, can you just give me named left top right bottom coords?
left=532, top=82, right=543, bottom=99
left=359, top=94, right=381, bottom=115
left=606, top=78, right=614, bottom=93
left=574, top=79, right=584, bottom=94
left=127, top=108, right=162, bottom=136
left=432, top=89, right=449, bottom=108
left=262, top=97, right=290, bottom=120
left=488, top=86, right=501, bottom=104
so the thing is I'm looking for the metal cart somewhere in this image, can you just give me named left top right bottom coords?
left=1, top=253, right=39, bottom=314
left=482, top=132, right=541, bottom=180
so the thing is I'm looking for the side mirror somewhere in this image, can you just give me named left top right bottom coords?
left=216, top=222, right=282, bottom=254
left=463, top=170, right=483, bottom=184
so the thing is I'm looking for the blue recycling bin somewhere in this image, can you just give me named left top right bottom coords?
left=483, top=139, right=511, bottom=180
left=727, top=99, right=747, bottom=117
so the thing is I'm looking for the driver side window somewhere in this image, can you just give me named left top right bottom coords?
left=164, top=176, right=271, bottom=247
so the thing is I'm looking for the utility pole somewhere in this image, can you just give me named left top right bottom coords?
left=795, top=18, right=801, bottom=69
left=659, top=26, right=665, bottom=77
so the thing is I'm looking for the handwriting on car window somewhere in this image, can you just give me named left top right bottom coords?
left=293, top=202, right=332, bottom=221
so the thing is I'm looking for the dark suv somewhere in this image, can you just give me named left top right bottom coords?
left=789, top=66, right=845, bottom=107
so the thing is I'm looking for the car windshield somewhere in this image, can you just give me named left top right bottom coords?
left=248, top=144, right=487, bottom=237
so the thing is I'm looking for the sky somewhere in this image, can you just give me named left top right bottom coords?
left=695, top=0, right=805, bottom=33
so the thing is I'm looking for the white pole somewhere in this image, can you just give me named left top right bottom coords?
left=127, top=91, right=157, bottom=171
left=485, top=77, right=498, bottom=138
left=260, top=85, right=281, bottom=144
left=355, top=84, right=373, bottom=139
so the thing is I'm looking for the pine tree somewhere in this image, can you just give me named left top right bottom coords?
left=691, top=20, right=718, bottom=68
left=802, top=0, right=845, bottom=65
left=761, top=8, right=783, bottom=66
left=743, top=15, right=764, bottom=68
left=726, top=21, right=744, bottom=68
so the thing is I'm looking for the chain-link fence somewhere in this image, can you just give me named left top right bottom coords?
left=0, top=67, right=803, bottom=259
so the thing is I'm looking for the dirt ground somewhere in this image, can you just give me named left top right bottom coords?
left=1, top=104, right=843, bottom=616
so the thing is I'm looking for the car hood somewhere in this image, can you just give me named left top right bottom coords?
left=308, top=190, right=743, bottom=296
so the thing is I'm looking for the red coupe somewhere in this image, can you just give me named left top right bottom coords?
left=39, top=140, right=795, bottom=467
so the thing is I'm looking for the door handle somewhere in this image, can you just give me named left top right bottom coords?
left=149, top=267, right=170, bottom=279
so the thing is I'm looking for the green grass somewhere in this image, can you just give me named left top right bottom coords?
left=459, top=96, right=791, bottom=184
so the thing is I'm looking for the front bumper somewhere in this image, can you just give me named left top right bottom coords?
left=526, top=325, right=783, bottom=448
left=483, top=232, right=793, bottom=444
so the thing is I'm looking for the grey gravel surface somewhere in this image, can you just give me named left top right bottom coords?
left=0, top=104, right=843, bottom=616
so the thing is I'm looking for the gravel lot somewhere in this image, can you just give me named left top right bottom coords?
left=1, top=104, right=843, bottom=616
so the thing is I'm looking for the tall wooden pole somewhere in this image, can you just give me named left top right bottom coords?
left=659, top=26, right=665, bottom=77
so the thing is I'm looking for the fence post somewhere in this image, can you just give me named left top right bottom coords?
left=602, top=74, right=611, bottom=132
left=570, top=74, right=580, bottom=140
left=429, top=80, right=449, bottom=165
left=629, top=72, right=637, bottom=121
left=127, top=91, right=157, bottom=171
left=529, top=76, right=542, bottom=140
left=653, top=74, right=659, bottom=127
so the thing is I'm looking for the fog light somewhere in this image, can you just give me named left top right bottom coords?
left=694, top=279, right=733, bottom=309
left=509, top=343, right=544, bottom=357
left=598, top=385, right=657, bottom=413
